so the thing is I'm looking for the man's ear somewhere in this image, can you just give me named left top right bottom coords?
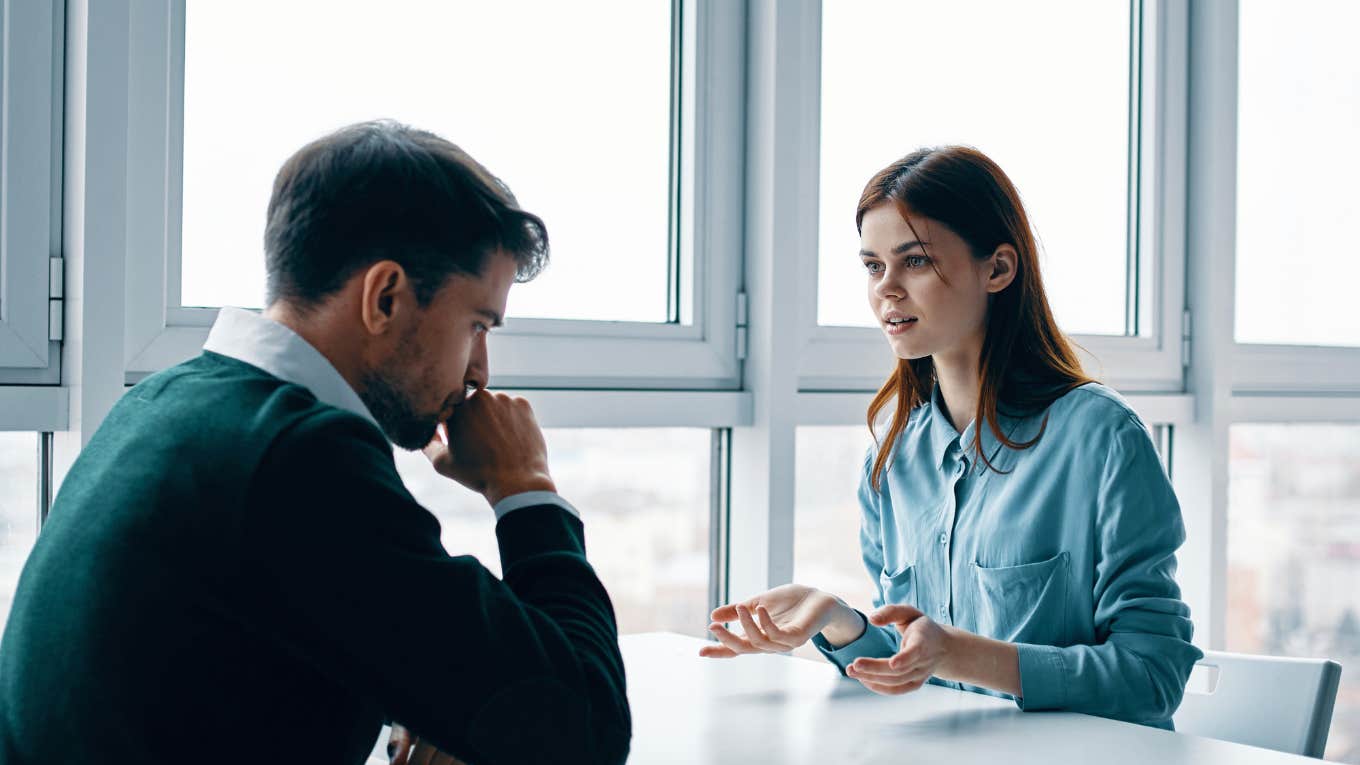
left=359, top=260, right=411, bottom=335
left=985, top=244, right=1018, bottom=294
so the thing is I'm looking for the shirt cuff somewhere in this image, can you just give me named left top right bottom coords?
left=492, top=490, right=581, bottom=521
left=810, top=611, right=898, bottom=674
left=1015, top=642, right=1067, bottom=711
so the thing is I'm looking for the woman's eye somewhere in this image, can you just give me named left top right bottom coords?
left=905, top=255, right=928, bottom=268
left=864, top=261, right=884, bottom=274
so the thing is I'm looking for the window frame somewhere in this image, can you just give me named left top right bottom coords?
left=0, top=0, right=62, bottom=383
left=122, top=0, right=745, bottom=390
left=795, top=0, right=1188, bottom=395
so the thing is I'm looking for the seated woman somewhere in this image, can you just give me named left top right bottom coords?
left=700, top=146, right=1201, bottom=729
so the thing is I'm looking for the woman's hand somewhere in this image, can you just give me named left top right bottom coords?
left=844, top=604, right=952, bottom=695
left=699, top=584, right=865, bottom=657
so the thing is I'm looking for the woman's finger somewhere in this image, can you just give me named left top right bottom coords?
left=708, top=623, right=757, bottom=654
left=755, top=605, right=801, bottom=646
left=857, top=676, right=927, bottom=696
left=698, top=642, right=739, bottom=659
left=869, top=604, right=924, bottom=629
left=848, top=659, right=926, bottom=682
left=710, top=603, right=740, bottom=622
left=735, top=605, right=783, bottom=651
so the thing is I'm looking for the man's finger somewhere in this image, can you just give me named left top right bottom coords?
left=410, top=739, right=438, bottom=765
left=387, top=725, right=414, bottom=765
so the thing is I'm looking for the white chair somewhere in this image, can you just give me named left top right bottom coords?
left=1174, top=650, right=1342, bottom=758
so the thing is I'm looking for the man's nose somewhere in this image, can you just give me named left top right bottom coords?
left=465, top=337, right=490, bottom=392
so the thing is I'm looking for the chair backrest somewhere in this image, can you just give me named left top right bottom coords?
left=1174, top=650, right=1342, bottom=758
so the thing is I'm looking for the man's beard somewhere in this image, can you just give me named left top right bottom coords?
left=359, top=366, right=440, bottom=451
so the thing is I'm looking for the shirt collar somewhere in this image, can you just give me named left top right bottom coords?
left=202, top=307, right=380, bottom=431
left=926, top=383, right=1033, bottom=473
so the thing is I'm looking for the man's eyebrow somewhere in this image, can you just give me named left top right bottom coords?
left=476, top=308, right=504, bottom=328
left=859, top=240, right=925, bottom=258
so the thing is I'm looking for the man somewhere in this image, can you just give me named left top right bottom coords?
left=0, top=121, right=631, bottom=764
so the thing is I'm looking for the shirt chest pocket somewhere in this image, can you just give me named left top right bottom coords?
left=877, top=563, right=916, bottom=608
left=972, top=551, right=1069, bottom=644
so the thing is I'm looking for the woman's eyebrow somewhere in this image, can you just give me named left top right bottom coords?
left=859, top=240, right=924, bottom=258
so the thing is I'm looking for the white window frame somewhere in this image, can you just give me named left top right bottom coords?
left=0, top=0, right=62, bottom=384
left=121, top=0, right=745, bottom=391
left=793, top=0, right=1188, bottom=395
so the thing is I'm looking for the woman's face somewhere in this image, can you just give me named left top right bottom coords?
left=860, top=203, right=1000, bottom=365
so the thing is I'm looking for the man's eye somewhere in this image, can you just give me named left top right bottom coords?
left=474, top=322, right=489, bottom=334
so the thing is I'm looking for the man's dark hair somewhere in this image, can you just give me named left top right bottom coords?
left=263, top=120, right=548, bottom=308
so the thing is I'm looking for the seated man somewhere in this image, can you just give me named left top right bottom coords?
left=0, top=121, right=630, bottom=765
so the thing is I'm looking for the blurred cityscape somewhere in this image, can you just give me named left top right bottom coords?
left=3, top=422, right=1356, bottom=761
left=1228, top=424, right=1360, bottom=763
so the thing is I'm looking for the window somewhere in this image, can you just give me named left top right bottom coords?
left=0, top=434, right=38, bottom=630
left=0, top=1, right=61, bottom=382
left=1228, top=424, right=1360, bottom=763
left=793, top=425, right=878, bottom=621
left=817, top=0, right=1136, bottom=336
left=180, top=0, right=675, bottom=322
left=393, top=427, right=712, bottom=637
left=1235, top=1, right=1360, bottom=347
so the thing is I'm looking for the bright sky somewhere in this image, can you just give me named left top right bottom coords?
left=181, top=0, right=671, bottom=322
left=1234, top=0, right=1360, bottom=347
left=817, top=0, right=1131, bottom=335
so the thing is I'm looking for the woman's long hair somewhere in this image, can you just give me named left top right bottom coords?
left=862, top=146, right=1094, bottom=490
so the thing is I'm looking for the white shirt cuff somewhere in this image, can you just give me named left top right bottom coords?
left=492, top=490, right=581, bottom=521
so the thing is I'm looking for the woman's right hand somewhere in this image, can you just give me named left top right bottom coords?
left=699, top=584, right=866, bottom=657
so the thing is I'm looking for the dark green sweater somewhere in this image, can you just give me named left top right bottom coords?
left=0, top=352, right=630, bottom=764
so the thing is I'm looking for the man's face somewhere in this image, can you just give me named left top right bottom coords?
left=360, top=253, right=516, bottom=450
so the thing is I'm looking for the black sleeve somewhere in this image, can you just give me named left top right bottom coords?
left=241, top=410, right=631, bottom=764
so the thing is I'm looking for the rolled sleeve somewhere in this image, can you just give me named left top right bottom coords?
left=1016, top=643, right=1068, bottom=710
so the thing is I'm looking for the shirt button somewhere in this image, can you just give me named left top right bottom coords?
left=938, top=532, right=948, bottom=545
left=938, top=604, right=948, bottom=617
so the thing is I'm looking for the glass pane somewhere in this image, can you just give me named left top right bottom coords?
left=1234, top=2, right=1360, bottom=346
left=1228, top=424, right=1360, bottom=762
left=792, top=426, right=879, bottom=658
left=0, top=434, right=37, bottom=631
left=393, top=427, right=710, bottom=636
left=182, top=1, right=673, bottom=322
left=818, top=0, right=1131, bottom=335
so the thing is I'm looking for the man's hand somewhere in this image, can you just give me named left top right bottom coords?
left=386, top=724, right=466, bottom=765
left=699, top=584, right=866, bottom=657
left=423, top=389, right=556, bottom=506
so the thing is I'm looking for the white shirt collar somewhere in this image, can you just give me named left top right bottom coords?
left=202, top=307, right=380, bottom=431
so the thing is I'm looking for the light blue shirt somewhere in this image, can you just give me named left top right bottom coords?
left=203, top=308, right=579, bottom=521
left=813, top=382, right=1202, bottom=728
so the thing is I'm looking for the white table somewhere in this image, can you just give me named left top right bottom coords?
left=621, top=632, right=1322, bottom=764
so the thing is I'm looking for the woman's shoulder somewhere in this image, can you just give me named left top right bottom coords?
left=1043, top=382, right=1148, bottom=437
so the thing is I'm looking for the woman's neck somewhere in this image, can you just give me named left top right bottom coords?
left=932, top=344, right=983, bottom=435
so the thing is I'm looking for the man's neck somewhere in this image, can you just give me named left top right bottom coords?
left=264, top=301, right=366, bottom=396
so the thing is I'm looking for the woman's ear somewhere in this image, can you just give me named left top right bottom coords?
left=986, top=245, right=1018, bottom=294
left=359, top=260, right=411, bottom=335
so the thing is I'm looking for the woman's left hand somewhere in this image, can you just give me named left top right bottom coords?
left=845, top=604, right=954, bottom=695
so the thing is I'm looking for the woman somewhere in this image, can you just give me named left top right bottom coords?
left=700, top=146, right=1201, bottom=728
